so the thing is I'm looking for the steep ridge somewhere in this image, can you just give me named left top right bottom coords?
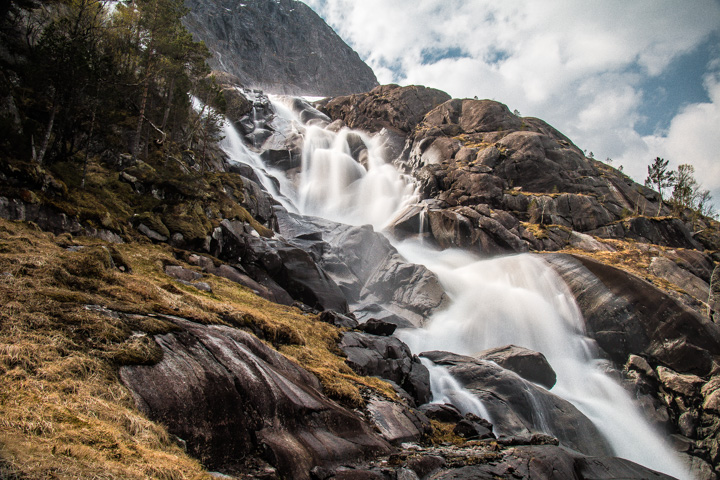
left=182, top=0, right=378, bottom=95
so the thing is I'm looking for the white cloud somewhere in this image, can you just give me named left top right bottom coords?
left=301, top=0, right=720, bottom=208
left=618, top=73, right=720, bottom=207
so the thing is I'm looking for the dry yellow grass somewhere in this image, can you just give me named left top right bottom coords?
left=0, top=217, right=393, bottom=478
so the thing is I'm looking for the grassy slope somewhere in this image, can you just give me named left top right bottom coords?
left=0, top=218, right=393, bottom=479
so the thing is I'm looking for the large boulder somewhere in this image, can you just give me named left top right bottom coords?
left=474, top=345, right=557, bottom=389
left=340, top=332, right=431, bottom=406
left=421, top=351, right=613, bottom=457
left=545, top=253, right=720, bottom=375
left=212, top=218, right=349, bottom=312
left=120, top=318, right=391, bottom=479
left=277, top=212, right=448, bottom=326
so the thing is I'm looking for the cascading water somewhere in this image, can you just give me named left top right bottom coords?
left=394, top=242, right=688, bottom=479
left=272, top=97, right=418, bottom=229
left=220, top=95, right=690, bottom=479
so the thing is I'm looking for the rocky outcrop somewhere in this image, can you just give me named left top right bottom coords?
left=340, top=331, right=431, bottom=407
left=474, top=345, right=557, bottom=390
left=210, top=218, right=349, bottom=312
left=277, top=211, right=448, bottom=326
left=120, top=317, right=391, bottom=479
left=320, top=84, right=451, bottom=136
left=182, top=0, right=378, bottom=96
left=421, top=351, right=613, bottom=457
left=545, top=253, right=720, bottom=375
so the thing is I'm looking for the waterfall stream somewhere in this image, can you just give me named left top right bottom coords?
left=220, top=96, right=689, bottom=479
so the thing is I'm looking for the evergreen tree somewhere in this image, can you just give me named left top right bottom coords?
left=645, top=157, right=675, bottom=216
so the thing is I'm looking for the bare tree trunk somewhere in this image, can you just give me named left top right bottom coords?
left=132, top=78, right=150, bottom=160
left=81, top=97, right=97, bottom=189
left=160, top=76, right=175, bottom=131
left=36, top=94, right=59, bottom=164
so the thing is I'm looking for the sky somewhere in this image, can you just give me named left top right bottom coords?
left=300, top=0, right=720, bottom=213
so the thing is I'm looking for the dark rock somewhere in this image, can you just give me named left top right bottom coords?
left=321, top=84, right=451, bottom=136
left=366, top=399, right=431, bottom=444
left=650, top=256, right=709, bottom=304
left=589, top=216, right=703, bottom=250
left=277, top=213, right=448, bottom=327
left=474, top=345, right=557, bottom=389
left=138, top=223, right=168, bottom=242
left=331, top=470, right=385, bottom=480
left=340, top=332, right=431, bottom=406
left=427, top=445, right=676, bottom=480
left=453, top=418, right=494, bottom=440
left=213, top=219, right=348, bottom=312
left=546, top=253, right=720, bottom=375
left=261, top=148, right=302, bottom=171
left=120, top=318, right=390, bottom=478
left=421, top=351, right=613, bottom=456
left=418, top=403, right=463, bottom=424
left=357, top=318, right=397, bottom=336
left=319, top=310, right=359, bottom=329
left=183, top=0, right=378, bottom=96
left=406, top=455, right=445, bottom=479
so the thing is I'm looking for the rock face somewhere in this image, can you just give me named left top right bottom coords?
left=421, top=351, right=613, bottom=457
left=182, top=0, right=378, bottom=96
left=545, top=253, right=720, bottom=375
left=120, top=317, right=391, bottom=479
left=277, top=211, right=448, bottom=326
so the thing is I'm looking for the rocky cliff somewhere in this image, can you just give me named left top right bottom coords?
left=182, top=0, right=378, bottom=96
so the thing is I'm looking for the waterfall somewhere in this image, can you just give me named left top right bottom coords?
left=394, top=241, right=688, bottom=479
left=270, top=96, right=418, bottom=230
left=220, top=95, right=689, bottom=480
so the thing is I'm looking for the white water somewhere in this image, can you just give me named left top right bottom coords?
left=219, top=97, right=690, bottom=479
left=394, top=242, right=688, bottom=479
left=271, top=97, right=418, bottom=229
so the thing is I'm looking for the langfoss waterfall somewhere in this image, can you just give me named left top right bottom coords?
left=220, top=96, right=689, bottom=480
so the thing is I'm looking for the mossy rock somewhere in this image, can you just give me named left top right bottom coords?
left=135, top=212, right=171, bottom=238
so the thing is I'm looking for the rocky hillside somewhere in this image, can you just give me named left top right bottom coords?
left=182, top=0, right=379, bottom=96
left=2, top=0, right=720, bottom=478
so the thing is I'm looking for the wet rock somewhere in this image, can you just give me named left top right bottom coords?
left=120, top=318, right=390, bottom=478
left=453, top=417, right=494, bottom=440
left=421, top=351, right=613, bottom=456
left=213, top=219, right=348, bottom=312
left=278, top=213, right=448, bottom=327
left=340, top=332, right=431, bottom=406
left=357, top=318, right=397, bottom=336
left=366, top=399, right=431, bottom=444
left=474, top=345, right=557, bottom=389
left=545, top=253, right=720, bottom=375
left=319, top=310, right=359, bottom=329
left=418, top=403, right=463, bottom=424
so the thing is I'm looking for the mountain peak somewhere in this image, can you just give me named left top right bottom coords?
left=182, top=0, right=378, bottom=96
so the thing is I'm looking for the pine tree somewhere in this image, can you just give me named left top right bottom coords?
left=645, top=157, right=675, bottom=216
